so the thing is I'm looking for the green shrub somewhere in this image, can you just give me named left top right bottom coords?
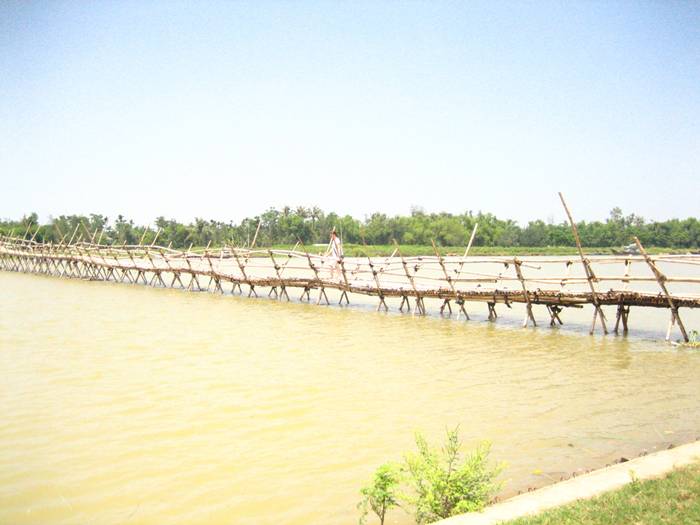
left=404, top=429, right=503, bottom=523
left=357, top=463, right=401, bottom=525
left=358, top=428, right=503, bottom=524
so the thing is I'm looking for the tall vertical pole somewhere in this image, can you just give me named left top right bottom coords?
left=633, top=237, right=689, bottom=342
left=558, top=192, right=608, bottom=335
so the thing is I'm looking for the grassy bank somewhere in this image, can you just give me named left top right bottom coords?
left=502, top=462, right=700, bottom=525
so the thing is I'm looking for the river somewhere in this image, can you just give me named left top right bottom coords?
left=1, top=269, right=699, bottom=524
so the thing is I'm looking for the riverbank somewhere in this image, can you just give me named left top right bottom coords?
left=436, top=440, right=700, bottom=525
left=502, top=461, right=700, bottom=524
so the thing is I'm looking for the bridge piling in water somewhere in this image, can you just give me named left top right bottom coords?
left=2, top=233, right=699, bottom=341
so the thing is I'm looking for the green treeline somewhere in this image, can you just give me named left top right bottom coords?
left=2, top=206, right=699, bottom=249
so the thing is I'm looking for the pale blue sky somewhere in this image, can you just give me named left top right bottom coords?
left=1, top=1, right=698, bottom=225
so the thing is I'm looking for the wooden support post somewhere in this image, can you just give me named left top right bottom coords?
left=278, top=246, right=299, bottom=301
left=125, top=249, right=142, bottom=284
left=79, top=221, right=94, bottom=245
left=337, top=257, right=351, bottom=306
left=170, top=271, right=184, bottom=288
left=76, top=244, right=99, bottom=280
left=249, top=221, right=261, bottom=249
left=453, top=223, right=478, bottom=283
left=546, top=305, right=563, bottom=326
left=634, top=237, right=689, bottom=342
left=29, top=226, right=40, bottom=243
left=184, top=257, right=202, bottom=292
left=145, top=248, right=167, bottom=288
left=440, top=299, right=452, bottom=315
left=360, top=247, right=388, bottom=311
left=432, top=240, right=459, bottom=317
left=268, top=250, right=290, bottom=301
left=394, top=240, right=424, bottom=315
left=161, top=249, right=185, bottom=289
left=487, top=301, right=497, bottom=321
left=204, top=249, right=223, bottom=294
left=513, top=258, right=536, bottom=327
left=95, top=243, right=113, bottom=282
left=67, top=224, right=80, bottom=246
left=453, top=226, right=479, bottom=319
left=150, top=228, right=161, bottom=248
left=559, top=192, right=608, bottom=335
left=232, top=249, right=256, bottom=297
left=298, top=239, right=329, bottom=305
left=455, top=298, right=469, bottom=319
left=138, top=228, right=148, bottom=246
left=614, top=303, right=630, bottom=334
left=225, top=243, right=243, bottom=294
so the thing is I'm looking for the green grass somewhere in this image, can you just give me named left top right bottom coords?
left=501, top=462, right=700, bottom=525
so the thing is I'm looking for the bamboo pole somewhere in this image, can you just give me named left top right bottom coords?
left=250, top=221, right=262, bottom=249
left=151, top=228, right=162, bottom=248
left=204, top=249, right=223, bottom=294
left=513, top=258, right=536, bottom=327
left=453, top=223, right=479, bottom=284
left=357, top=231, right=389, bottom=311
left=338, top=257, right=351, bottom=305
left=68, top=224, right=80, bottom=246
left=634, top=237, right=689, bottom=342
left=431, top=240, right=469, bottom=318
left=232, top=249, right=256, bottom=297
left=29, top=226, right=40, bottom=243
left=394, top=240, right=424, bottom=315
left=138, top=228, right=148, bottom=246
left=298, top=238, right=329, bottom=305
left=268, top=249, right=290, bottom=301
left=558, top=192, right=608, bottom=335
left=361, top=246, right=388, bottom=311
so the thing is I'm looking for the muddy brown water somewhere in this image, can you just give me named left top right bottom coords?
left=1, top=267, right=699, bottom=524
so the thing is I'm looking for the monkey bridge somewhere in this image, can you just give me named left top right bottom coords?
left=1, top=195, right=699, bottom=341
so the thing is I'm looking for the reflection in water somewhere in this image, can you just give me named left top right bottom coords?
left=1, top=271, right=699, bottom=525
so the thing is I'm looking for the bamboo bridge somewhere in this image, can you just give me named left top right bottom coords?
left=2, top=195, right=699, bottom=341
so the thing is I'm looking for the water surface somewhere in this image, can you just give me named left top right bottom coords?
left=1, top=271, right=699, bottom=524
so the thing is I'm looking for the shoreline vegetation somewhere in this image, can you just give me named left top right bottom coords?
left=358, top=428, right=503, bottom=525
left=2, top=206, right=699, bottom=252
